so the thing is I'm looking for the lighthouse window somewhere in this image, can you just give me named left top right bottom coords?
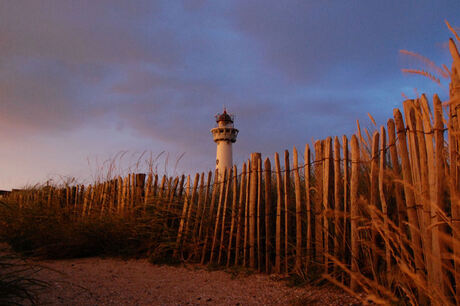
left=216, top=159, right=219, bottom=165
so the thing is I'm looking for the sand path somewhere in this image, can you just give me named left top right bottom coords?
left=33, top=257, right=360, bottom=305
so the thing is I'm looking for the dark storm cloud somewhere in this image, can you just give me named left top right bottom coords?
left=231, top=0, right=458, bottom=84
left=0, top=0, right=459, bottom=188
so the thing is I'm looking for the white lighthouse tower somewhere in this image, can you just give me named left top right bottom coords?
left=211, top=108, right=238, bottom=177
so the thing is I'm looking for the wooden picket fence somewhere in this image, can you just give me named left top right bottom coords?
left=7, top=92, right=460, bottom=303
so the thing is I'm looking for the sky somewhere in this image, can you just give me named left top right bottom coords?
left=0, top=0, right=459, bottom=190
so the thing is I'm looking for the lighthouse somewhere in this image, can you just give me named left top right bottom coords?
left=211, top=108, right=239, bottom=177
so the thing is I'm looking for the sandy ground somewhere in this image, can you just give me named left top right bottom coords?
left=31, top=257, right=360, bottom=305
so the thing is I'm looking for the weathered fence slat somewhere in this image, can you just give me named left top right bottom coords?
left=350, top=135, right=359, bottom=291
left=293, top=146, right=302, bottom=272
left=235, top=163, right=246, bottom=266
left=274, top=152, right=282, bottom=273
left=264, top=158, right=272, bottom=273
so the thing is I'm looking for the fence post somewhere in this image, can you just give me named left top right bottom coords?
left=201, top=169, right=218, bottom=264
left=175, top=175, right=191, bottom=258
left=333, top=136, right=342, bottom=273
left=304, top=144, right=312, bottom=273
left=379, top=126, right=391, bottom=281
left=342, top=136, right=349, bottom=272
left=264, top=158, right=272, bottom=273
left=293, top=146, right=302, bottom=272
left=323, top=137, right=332, bottom=273
left=210, top=168, right=227, bottom=263
left=218, top=168, right=232, bottom=265
left=257, top=157, right=263, bottom=272
left=274, top=153, right=282, bottom=273
left=387, top=119, right=406, bottom=227
left=370, top=131, right=380, bottom=275
left=393, top=108, right=425, bottom=282
left=243, top=159, right=251, bottom=267
left=283, top=150, right=291, bottom=272
left=350, top=135, right=360, bottom=291
left=198, top=171, right=212, bottom=243
left=249, top=153, right=261, bottom=269
left=314, top=140, right=323, bottom=265
left=235, top=164, right=246, bottom=266
left=227, top=165, right=238, bottom=267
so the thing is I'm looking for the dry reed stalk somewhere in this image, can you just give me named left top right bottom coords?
left=201, top=169, right=218, bottom=264
left=400, top=48, right=449, bottom=79
left=284, top=150, right=291, bottom=272
left=401, top=69, right=441, bottom=85
left=274, top=152, right=282, bottom=273
left=356, top=120, right=370, bottom=159
left=210, top=169, right=227, bottom=264
left=304, top=144, right=312, bottom=273
left=364, top=128, right=373, bottom=150
left=234, top=163, right=246, bottom=266
left=249, top=153, right=260, bottom=269
left=350, top=135, right=360, bottom=291
left=226, top=166, right=238, bottom=267
left=264, top=158, right=272, bottom=273
left=314, top=140, right=324, bottom=264
left=446, top=20, right=460, bottom=42
left=218, top=168, right=232, bottom=265
left=293, top=146, right=302, bottom=272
